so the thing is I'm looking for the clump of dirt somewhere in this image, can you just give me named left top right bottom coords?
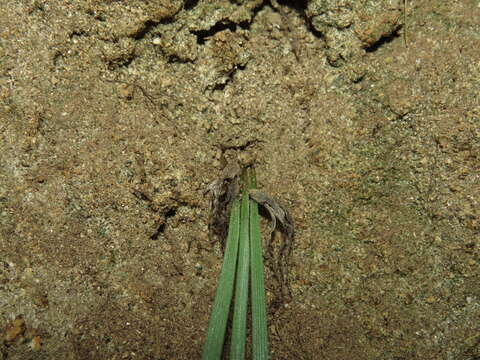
left=306, top=0, right=404, bottom=66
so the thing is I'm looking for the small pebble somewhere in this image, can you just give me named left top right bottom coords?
left=5, top=317, right=25, bottom=342
left=118, top=84, right=134, bottom=100
left=30, top=336, right=42, bottom=351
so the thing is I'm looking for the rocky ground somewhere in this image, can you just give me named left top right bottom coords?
left=0, top=0, right=478, bottom=359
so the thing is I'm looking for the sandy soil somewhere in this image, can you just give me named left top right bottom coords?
left=0, top=1, right=478, bottom=359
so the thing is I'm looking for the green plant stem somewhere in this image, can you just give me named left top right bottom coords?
left=249, top=169, right=269, bottom=359
left=230, top=190, right=250, bottom=360
left=202, top=199, right=241, bottom=360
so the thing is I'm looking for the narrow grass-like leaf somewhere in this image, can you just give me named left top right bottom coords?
left=202, top=199, right=241, bottom=360
left=249, top=170, right=269, bottom=359
left=230, top=190, right=250, bottom=359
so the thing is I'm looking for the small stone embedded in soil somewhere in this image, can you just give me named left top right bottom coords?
left=118, top=84, right=135, bottom=100
left=30, top=335, right=42, bottom=351
left=4, top=316, right=26, bottom=342
left=355, top=11, right=402, bottom=48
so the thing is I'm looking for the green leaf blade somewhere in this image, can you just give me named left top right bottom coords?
left=202, top=199, right=241, bottom=360
left=249, top=172, right=269, bottom=360
left=230, top=191, right=250, bottom=360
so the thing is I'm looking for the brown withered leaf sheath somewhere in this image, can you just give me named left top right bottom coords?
left=206, top=161, right=242, bottom=243
left=248, top=189, right=294, bottom=300
left=248, top=189, right=294, bottom=241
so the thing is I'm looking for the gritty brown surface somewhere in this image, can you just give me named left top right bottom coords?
left=0, top=0, right=479, bottom=359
